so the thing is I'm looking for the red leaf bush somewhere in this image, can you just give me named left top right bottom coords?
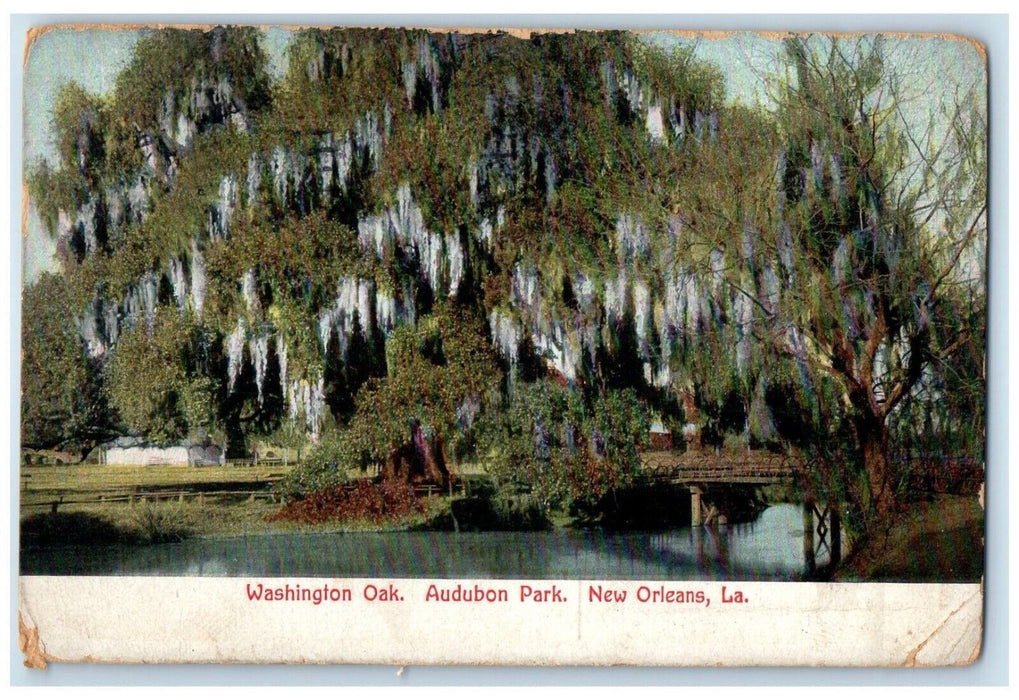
left=268, top=480, right=425, bottom=525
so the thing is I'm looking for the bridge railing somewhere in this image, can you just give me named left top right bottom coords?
left=638, top=451, right=804, bottom=484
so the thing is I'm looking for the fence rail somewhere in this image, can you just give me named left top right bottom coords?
left=21, top=475, right=483, bottom=514
left=22, top=488, right=282, bottom=513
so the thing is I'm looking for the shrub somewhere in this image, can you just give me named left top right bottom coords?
left=130, top=502, right=190, bottom=543
left=268, top=480, right=424, bottom=525
left=479, top=381, right=651, bottom=515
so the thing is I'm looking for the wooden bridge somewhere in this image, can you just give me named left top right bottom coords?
left=639, top=449, right=804, bottom=486
left=637, top=449, right=840, bottom=573
left=639, top=449, right=805, bottom=527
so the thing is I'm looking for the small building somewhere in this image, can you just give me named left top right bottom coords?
left=100, top=437, right=225, bottom=466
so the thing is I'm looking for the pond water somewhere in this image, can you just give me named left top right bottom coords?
left=21, top=504, right=831, bottom=580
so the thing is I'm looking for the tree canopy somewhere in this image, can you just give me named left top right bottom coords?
left=21, top=273, right=110, bottom=451
left=684, top=36, right=985, bottom=514
left=22, top=28, right=985, bottom=522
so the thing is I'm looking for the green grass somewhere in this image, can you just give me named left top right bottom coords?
left=835, top=495, right=984, bottom=583
left=20, top=462, right=293, bottom=495
left=20, top=494, right=458, bottom=546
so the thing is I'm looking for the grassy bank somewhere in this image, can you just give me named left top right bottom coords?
left=20, top=495, right=568, bottom=548
left=20, top=495, right=455, bottom=546
left=18, top=462, right=542, bottom=543
left=834, top=494, right=984, bottom=583
left=21, top=461, right=296, bottom=544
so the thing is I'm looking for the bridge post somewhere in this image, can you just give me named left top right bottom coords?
left=803, top=499, right=816, bottom=575
left=829, top=505, right=842, bottom=568
left=690, top=486, right=704, bottom=527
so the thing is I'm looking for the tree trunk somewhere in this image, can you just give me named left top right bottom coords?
left=858, top=415, right=895, bottom=516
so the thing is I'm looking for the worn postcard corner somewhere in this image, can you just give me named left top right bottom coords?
left=18, top=23, right=986, bottom=667
left=904, top=583, right=983, bottom=667
left=18, top=609, right=48, bottom=670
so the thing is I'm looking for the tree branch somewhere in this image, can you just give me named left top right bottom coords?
left=923, top=204, right=987, bottom=307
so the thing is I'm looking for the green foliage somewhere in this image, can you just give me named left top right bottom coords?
left=137, top=129, right=254, bottom=256
left=282, top=304, right=503, bottom=492
left=272, top=28, right=406, bottom=135
left=275, top=428, right=356, bottom=499
left=479, top=382, right=650, bottom=513
left=889, top=279, right=985, bottom=462
left=681, top=35, right=986, bottom=516
left=630, top=40, right=724, bottom=119
left=26, top=159, right=87, bottom=244
left=52, top=81, right=107, bottom=178
left=26, top=82, right=105, bottom=237
left=348, top=305, right=502, bottom=463
left=21, top=274, right=110, bottom=451
left=106, top=27, right=271, bottom=175
left=130, top=501, right=190, bottom=543
left=27, top=26, right=272, bottom=250
left=107, top=308, right=219, bottom=441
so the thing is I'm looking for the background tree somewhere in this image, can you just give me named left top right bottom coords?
left=689, top=36, right=986, bottom=517
left=21, top=274, right=111, bottom=453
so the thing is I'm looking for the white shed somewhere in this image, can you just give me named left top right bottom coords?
left=101, top=438, right=225, bottom=466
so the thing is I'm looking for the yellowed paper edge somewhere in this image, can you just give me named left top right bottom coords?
left=19, top=578, right=982, bottom=667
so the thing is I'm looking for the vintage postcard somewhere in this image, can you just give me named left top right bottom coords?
left=17, top=23, right=986, bottom=667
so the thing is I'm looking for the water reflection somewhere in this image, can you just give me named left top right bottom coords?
left=22, top=504, right=829, bottom=580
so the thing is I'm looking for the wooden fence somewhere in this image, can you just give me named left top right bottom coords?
left=21, top=488, right=283, bottom=514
